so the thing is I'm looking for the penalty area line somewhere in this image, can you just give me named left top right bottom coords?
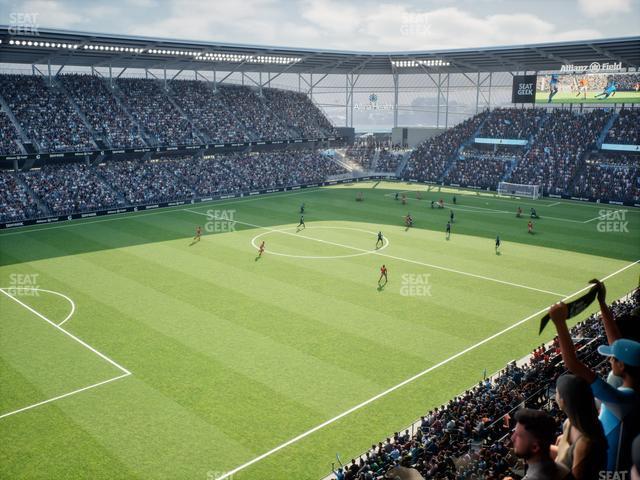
left=213, top=259, right=639, bottom=479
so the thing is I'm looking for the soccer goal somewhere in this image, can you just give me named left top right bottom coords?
left=497, top=182, right=541, bottom=199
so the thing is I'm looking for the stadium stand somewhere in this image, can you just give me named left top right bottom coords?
left=58, top=74, right=147, bottom=149
left=0, top=74, right=95, bottom=152
left=605, top=108, right=640, bottom=145
left=403, top=111, right=490, bottom=182
left=509, top=109, right=611, bottom=196
left=0, top=110, right=23, bottom=155
left=477, top=108, right=544, bottom=140
left=263, top=88, right=337, bottom=139
left=115, top=77, right=201, bottom=146
left=572, top=152, right=640, bottom=203
left=0, top=150, right=347, bottom=218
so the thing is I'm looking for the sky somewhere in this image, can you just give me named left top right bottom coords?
left=0, top=0, right=638, bottom=51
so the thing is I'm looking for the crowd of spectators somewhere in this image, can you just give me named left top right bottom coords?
left=478, top=108, right=544, bottom=140
left=605, top=109, right=640, bottom=145
left=59, top=74, right=147, bottom=149
left=403, top=110, right=489, bottom=182
left=510, top=109, right=611, bottom=195
left=168, top=80, right=250, bottom=144
left=375, top=148, right=403, bottom=172
left=444, top=156, right=510, bottom=190
left=572, top=153, right=640, bottom=202
left=216, top=85, right=293, bottom=141
left=0, top=74, right=95, bottom=152
left=0, top=111, right=23, bottom=155
left=0, top=172, right=43, bottom=222
left=0, top=150, right=346, bottom=218
left=263, top=88, right=336, bottom=138
left=345, top=141, right=376, bottom=169
left=20, top=162, right=121, bottom=215
left=330, top=286, right=640, bottom=480
left=0, top=74, right=339, bottom=153
left=116, top=77, right=201, bottom=146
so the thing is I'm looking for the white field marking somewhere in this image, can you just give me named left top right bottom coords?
left=0, top=288, right=130, bottom=375
left=583, top=209, right=628, bottom=223
left=384, top=190, right=560, bottom=209
left=0, top=372, right=131, bottom=420
left=0, top=287, right=76, bottom=326
left=250, top=226, right=390, bottom=259
left=547, top=202, right=561, bottom=207
left=0, top=187, right=326, bottom=237
left=185, top=209, right=566, bottom=297
left=214, top=259, right=639, bottom=480
left=384, top=194, right=587, bottom=224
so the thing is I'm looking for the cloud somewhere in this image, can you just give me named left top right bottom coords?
left=577, top=0, right=631, bottom=18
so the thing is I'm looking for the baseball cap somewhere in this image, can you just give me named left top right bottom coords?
left=597, top=338, right=640, bottom=367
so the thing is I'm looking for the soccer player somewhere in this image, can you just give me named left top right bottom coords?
left=430, top=200, right=435, bottom=209
left=446, top=221, right=451, bottom=240
left=300, top=203, right=305, bottom=214
left=258, top=241, right=265, bottom=257
left=376, top=231, right=384, bottom=249
left=528, top=220, right=534, bottom=234
left=297, top=215, right=305, bottom=230
left=416, top=191, right=422, bottom=200
left=495, top=235, right=501, bottom=254
left=453, top=195, right=457, bottom=205
left=576, top=77, right=588, bottom=100
left=394, top=192, right=399, bottom=201
left=516, top=206, right=523, bottom=218
left=530, top=207, right=539, bottom=219
left=405, top=213, right=413, bottom=228
left=401, top=193, right=407, bottom=205
left=595, top=80, right=617, bottom=99
left=548, top=74, right=559, bottom=103
left=193, top=225, right=202, bottom=242
left=438, top=198, right=444, bottom=209
left=450, top=210, right=455, bottom=223
left=378, top=264, right=388, bottom=285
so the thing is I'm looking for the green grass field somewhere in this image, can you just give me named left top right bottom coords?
left=535, top=90, right=640, bottom=104
left=1, top=181, right=639, bottom=480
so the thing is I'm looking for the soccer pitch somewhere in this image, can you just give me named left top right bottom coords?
left=1, top=181, right=639, bottom=480
left=535, top=90, right=640, bottom=104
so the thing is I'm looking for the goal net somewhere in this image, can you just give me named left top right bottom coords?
left=497, top=182, right=541, bottom=199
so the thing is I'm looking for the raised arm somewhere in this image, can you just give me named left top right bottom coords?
left=590, top=279, right=622, bottom=344
left=549, top=302, right=597, bottom=383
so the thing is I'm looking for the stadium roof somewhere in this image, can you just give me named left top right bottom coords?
left=1, top=26, right=639, bottom=75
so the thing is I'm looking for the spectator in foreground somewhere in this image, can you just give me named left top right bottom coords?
left=512, top=408, right=572, bottom=479
left=633, top=434, right=640, bottom=480
left=550, top=301, right=640, bottom=475
left=552, top=374, right=607, bottom=479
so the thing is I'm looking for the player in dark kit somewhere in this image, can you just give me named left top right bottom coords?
left=258, top=241, right=265, bottom=257
left=495, top=235, right=501, bottom=254
left=300, top=203, right=305, bottom=214
left=297, top=215, right=305, bottom=230
left=446, top=221, right=451, bottom=240
left=450, top=210, right=455, bottom=223
left=378, top=265, right=388, bottom=285
left=548, top=74, right=559, bottom=103
left=453, top=195, right=457, bottom=205
left=376, top=231, right=384, bottom=249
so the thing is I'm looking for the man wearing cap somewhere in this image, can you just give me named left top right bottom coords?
left=549, top=301, right=640, bottom=475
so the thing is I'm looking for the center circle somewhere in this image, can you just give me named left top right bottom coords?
left=250, top=226, right=390, bottom=259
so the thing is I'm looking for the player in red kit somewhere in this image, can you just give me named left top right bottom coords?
left=258, top=241, right=265, bottom=257
left=528, top=220, right=533, bottom=234
left=194, top=225, right=202, bottom=242
left=378, top=265, right=388, bottom=286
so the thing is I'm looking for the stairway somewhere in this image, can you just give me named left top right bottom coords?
left=395, top=150, right=412, bottom=177
left=15, top=173, right=51, bottom=216
left=164, top=86, right=211, bottom=144
left=102, top=78, right=156, bottom=147
left=0, top=93, right=32, bottom=153
left=597, top=111, right=619, bottom=147
left=52, top=77, right=101, bottom=149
